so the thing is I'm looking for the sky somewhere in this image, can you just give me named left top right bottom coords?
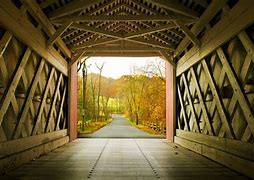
left=80, top=57, right=164, bottom=79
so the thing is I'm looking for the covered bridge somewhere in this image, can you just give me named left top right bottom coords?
left=0, top=0, right=254, bottom=179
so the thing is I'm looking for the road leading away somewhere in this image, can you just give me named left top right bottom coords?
left=80, top=114, right=164, bottom=138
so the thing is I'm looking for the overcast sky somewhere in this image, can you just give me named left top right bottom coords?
left=81, top=57, right=164, bottom=79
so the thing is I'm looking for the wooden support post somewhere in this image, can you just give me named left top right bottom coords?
left=165, top=60, right=176, bottom=142
left=68, top=62, right=78, bottom=142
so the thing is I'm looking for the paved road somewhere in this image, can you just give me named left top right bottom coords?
left=80, top=114, right=164, bottom=138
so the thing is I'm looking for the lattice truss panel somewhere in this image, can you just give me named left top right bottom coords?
left=176, top=28, right=254, bottom=143
left=0, top=28, right=68, bottom=143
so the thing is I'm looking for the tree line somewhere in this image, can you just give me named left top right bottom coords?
left=77, top=60, right=166, bottom=134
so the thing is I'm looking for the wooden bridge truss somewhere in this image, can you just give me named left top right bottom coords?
left=0, top=0, right=254, bottom=178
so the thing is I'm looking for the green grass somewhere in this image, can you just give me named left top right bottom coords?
left=78, top=119, right=112, bottom=134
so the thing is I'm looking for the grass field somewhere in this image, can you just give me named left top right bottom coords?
left=78, top=119, right=112, bottom=134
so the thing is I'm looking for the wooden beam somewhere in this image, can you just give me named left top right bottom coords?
left=181, top=73, right=201, bottom=133
left=47, top=21, right=73, bottom=46
left=55, top=85, right=67, bottom=130
left=190, top=67, right=215, bottom=135
left=13, top=60, right=45, bottom=139
left=0, top=48, right=31, bottom=126
left=201, top=59, right=236, bottom=138
left=72, top=38, right=120, bottom=50
left=81, top=46, right=172, bottom=52
left=52, top=15, right=195, bottom=22
left=176, top=129, right=254, bottom=161
left=123, top=37, right=175, bottom=50
left=48, top=0, right=105, bottom=20
left=71, top=23, right=123, bottom=39
left=175, top=130, right=254, bottom=178
left=216, top=47, right=254, bottom=137
left=39, top=0, right=58, bottom=9
left=174, top=20, right=200, bottom=47
left=82, top=51, right=160, bottom=57
left=0, top=31, right=12, bottom=57
left=0, top=1, right=68, bottom=75
left=175, top=0, right=227, bottom=57
left=122, top=23, right=177, bottom=39
left=1, top=130, right=67, bottom=158
left=31, top=68, right=55, bottom=135
left=70, top=51, right=87, bottom=66
left=159, top=51, right=175, bottom=67
left=0, top=135, right=69, bottom=174
left=73, top=37, right=175, bottom=51
left=45, top=74, right=63, bottom=132
left=176, top=0, right=254, bottom=76
left=22, top=0, right=71, bottom=58
left=176, top=84, right=190, bottom=131
left=149, top=0, right=199, bottom=19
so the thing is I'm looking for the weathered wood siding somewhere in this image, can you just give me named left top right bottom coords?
left=175, top=0, right=254, bottom=178
left=0, top=1, right=69, bottom=174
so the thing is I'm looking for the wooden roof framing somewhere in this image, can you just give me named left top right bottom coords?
left=33, top=0, right=209, bottom=63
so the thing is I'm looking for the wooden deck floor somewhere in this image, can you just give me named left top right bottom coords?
left=3, top=139, right=247, bottom=180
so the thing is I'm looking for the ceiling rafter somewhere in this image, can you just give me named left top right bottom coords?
left=48, top=0, right=106, bottom=20
left=148, top=0, right=199, bottom=19
left=174, top=20, right=200, bottom=47
left=48, top=21, right=73, bottom=46
left=52, top=14, right=194, bottom=23
left=121, top=3, right=187, bottom=45
left=36, top=0, right=206, bottom=58
left=62, top=1, right=127, bottom=47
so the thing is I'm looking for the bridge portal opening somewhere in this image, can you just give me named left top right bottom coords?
left=76, top=56, right=167, bottom=138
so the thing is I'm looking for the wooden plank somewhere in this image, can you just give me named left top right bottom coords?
left=0, top=129, right=67, bottom=158
left=159, top=51, right=175, bottom=67
left=0, top=48, right=31, bottom=126
left=13, top=60, right=45, bottom=139
left=31, top=68, right=55, bottom=135
left=45, top=74, right=63, bottom=132
left=149, top=0, right=199, bottom=19
left=190, top=67, right=215, bottom=135
left=0, top=2, right=68, bottom=75
left=48, top=0, right=105, bottom=19
left=47, top=21, right=73, bottom=46
left=55, top=84, right=67, bottom=131
left=181, top=73, right=201, bottom=133
left=176, top=0, right=254, bottom=76
left=175, top=130, right=254, bottom=178
left=238, top=31, right=254, bottom=63
left=201, top=60, right=236, bottom=138
left=175, top=0, right=227, bottom=56
left=0, top=31, right=12, bottom=57
left=22, top=0, right=71, bottom=58
left=71, top=23, right=122, bottom=38
left=84, top=51, right=160, bottom=57
left=176, top=129, right=254, bottom=161
left=175, top=136, right=254, bottom=179
left=71, top=37, right=119, bottom=50
left=123, top=24, right=177, bottom=39
left=177, top=84, right=190, bottom=131
left=0, top=136, right=69, bottom=174
left=70, top=51, right=87, bottom=66
left=79, top=46, right=173, bottom=52
left=53, top=15, right=195, bottom=22
left=39, top=0, right=58, bottom=9
left=174, top=21, right=200, bottom=47
left=126, top=37, right=175, bottom=50
left=216, top=47, right=254, bottom=137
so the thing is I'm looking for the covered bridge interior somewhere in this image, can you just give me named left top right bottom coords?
left=0, top=0, right=254, bottom=179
